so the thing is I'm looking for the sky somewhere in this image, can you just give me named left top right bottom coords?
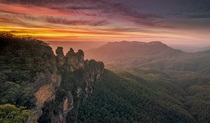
left=0, top=0, right=210, bottom=46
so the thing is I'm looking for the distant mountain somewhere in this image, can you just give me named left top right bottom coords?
left=85, top=41, right=210, bottom=73
left=168, top=44, right=204, bottom=52
left=199, top=46, right=210, bottom=52
left=86, top=41, right=183, bottom=62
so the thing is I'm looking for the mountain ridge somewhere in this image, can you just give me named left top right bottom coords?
left=85, top=41, right=210, bottom=74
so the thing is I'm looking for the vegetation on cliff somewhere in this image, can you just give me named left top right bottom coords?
left=0, top=32, right=56, bottom=108
left=0, top=32, right=61, bottom=122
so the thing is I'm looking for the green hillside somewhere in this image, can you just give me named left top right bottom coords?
left=78, top=69, right=210, bottom=123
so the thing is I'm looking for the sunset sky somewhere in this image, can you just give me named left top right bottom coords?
left=0, top=0, right=210, bottom=46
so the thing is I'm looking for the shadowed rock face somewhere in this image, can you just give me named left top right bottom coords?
left=38, top=47, right=104, bottom=123
left=56, top=47, right=65, bottom=67
left=57, top=48, right=85, bottom=72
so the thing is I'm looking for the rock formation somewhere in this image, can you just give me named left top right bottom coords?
left=38, top=47, right=104, bottom=123
left=56, top=47, right=65, bottom=68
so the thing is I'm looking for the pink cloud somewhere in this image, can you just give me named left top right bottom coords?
left=0, top=3, right=86, bottom=17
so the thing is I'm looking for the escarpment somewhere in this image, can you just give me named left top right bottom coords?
left=0, top=33, right=104, bottom=123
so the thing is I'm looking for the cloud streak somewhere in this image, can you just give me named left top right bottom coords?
left=0, top=3, right=85, bottom=17
left=44, top=16, right=109, bottom=26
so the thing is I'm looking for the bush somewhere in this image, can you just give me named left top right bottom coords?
left=0, top=104, right=30, bottom=123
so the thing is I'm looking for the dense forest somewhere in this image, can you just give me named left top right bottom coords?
left=78, top=69, right=210, bottom=123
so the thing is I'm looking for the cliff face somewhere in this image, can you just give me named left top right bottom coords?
left=0, top=33, right=104, bottom=123
left=38, top=47, right=104, bottom=123
left=0, top=34, right=61, bottom=122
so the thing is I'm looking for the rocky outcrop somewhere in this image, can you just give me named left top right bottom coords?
left=65, top=48, right=85, bottom=72
left=56, top=47, right=65, bottom=68
left=38, top=47, right=104, bottom=123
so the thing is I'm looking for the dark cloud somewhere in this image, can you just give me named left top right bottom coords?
left=1, top=0, right=210, bottom=19
left=96, top=1, right=162, bottom=27
left=0, top=0, right=162, bottom=27
left=125, top=0, right=210, bottom=19
left=44, top=16, right=109, bottom=26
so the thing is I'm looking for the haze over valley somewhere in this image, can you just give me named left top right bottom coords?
left=48, top=41, right=210, bottom=54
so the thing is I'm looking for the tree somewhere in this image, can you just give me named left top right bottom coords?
left=0, top=104, right=30, bottom=123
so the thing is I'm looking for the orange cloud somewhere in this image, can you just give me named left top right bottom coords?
left=0, top=3, right=84, bottom=17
